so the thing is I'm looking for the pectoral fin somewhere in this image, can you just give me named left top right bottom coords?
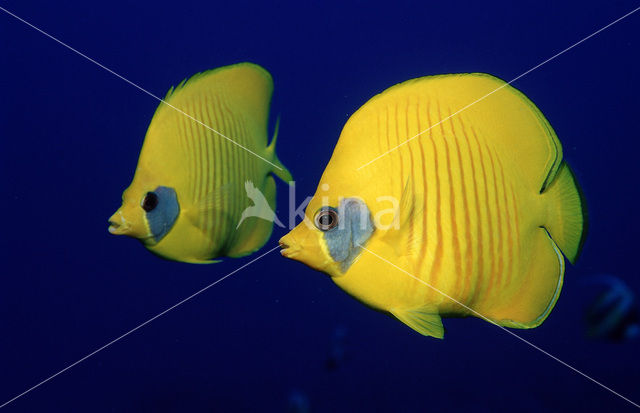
left=390, top=308, right=444, bottom=339
left=186, top=184, right=235, bottom=229
left=198, top=184, right=233, bottom=214
left=382, top=178, right=423, bottom=258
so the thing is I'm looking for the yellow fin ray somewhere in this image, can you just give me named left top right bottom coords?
left=542, top=162, right=587, bottom=264
left=381, top=178, right=423, bottom=258
left=485, top=228, right=564, bottom=329
left=266, top=116, right=293, bottom=182
left=183, top=184, right=235, bottom=230
left=390, top=307, right=444, bottom=339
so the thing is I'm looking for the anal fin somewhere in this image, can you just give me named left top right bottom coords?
left=390, top=307, right=444, bottom=339
left=485, top=228, right=564, bottom=329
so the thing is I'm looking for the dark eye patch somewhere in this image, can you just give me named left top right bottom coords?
left=142, top=192, right=159, bottom=212
left=144, top=186, right=180, bottom=243
left=322, top=198, right=374, bottom=273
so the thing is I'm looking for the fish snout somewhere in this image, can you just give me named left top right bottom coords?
left=279, top=234, right=300, bottom=258
left=108, top=209, right=130, bottom=235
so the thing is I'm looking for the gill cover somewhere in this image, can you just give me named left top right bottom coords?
left=321, top=198, right=374, bottom=273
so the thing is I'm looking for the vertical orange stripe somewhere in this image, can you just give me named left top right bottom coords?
left=187, top=102, right=200, bottom=206
left=383, top=107, right=391, bottom=154
left=485, top=142, right=504, bottom=292
left=222, top=104, right=237, bottom=251
left=226, top=99, right=240, bottom=252
left=384, top=105, right=395, bottom=190
left=458, top=117, right=484, bottom=308
left=511, top=187, right=520, bottom=255
left=211, top=94, right=226, bottom=251
left=212, top=93, right=229, bottom=251
left=178, top=103, right=196, bottom=201
left=225, top=104, right=239, bottom=238
left=201, top=95, right=213, bottom=234
left=404, top=99, right=416, bottom=270
left=438, top=102, right=462, bottom=303
left=186, top=100, right=204, bottom=207
left=376, top=107, right=383, bottom=157
left=427, top=106, right=443, bottom=290
left=471, top=127, right=495, bottom=296
left=416, top=98, right=429, bottom=273
left=221, top=97, right=236, bottom=252
left=497, top=157, right=514, bottom=292
left=205, top=93, right=219, bottom=248
left=216, top=93, right=235, bottom=245
left=450, top=116, right=473, bottom=305
left=197, top=100, right=208, bottom=206
left=395, top=104, right=404, bottom=184
left=236, top=115, right=250, bottom=250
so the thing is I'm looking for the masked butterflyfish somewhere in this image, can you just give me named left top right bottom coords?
left=279, top=73, right=587, bottom=338
left=109, top=63, right=292, bottom=263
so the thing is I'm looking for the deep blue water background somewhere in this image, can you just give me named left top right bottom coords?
left=1, top=1, right=640, bottom=412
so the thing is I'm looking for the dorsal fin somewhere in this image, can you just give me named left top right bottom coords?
left=157, top=62, right=274, bottom=148
left=369, top=73, right=563, bottom=192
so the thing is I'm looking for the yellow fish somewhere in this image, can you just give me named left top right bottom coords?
left=279, top=73, right=586, bottom=338
left=109, top=63, right=291, bottom=263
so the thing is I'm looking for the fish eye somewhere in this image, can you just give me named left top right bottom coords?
left=314, top=209, right=338, bottom=231
left=141, top=191, right=159, bottom=212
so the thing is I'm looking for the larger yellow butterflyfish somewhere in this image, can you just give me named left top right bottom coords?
left=109, top=63, right=292, bottom=263
left=279, top=73, right=586, bottom=338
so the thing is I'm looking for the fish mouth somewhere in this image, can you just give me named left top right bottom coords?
left=108, top=210, right=130, bottom=235
left=108, top=221, right=129, bottom=235
left=278, top=237, right=300, bottom=258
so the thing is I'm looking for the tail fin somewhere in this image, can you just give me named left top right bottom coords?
left=266, top=117, right=293, bottom=182
left=542, top=162, right=587, bottom=264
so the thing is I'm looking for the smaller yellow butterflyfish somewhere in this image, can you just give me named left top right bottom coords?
left=279, top=73, right=586, bottom=338
left=109, top=63, right=292, bottom=263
